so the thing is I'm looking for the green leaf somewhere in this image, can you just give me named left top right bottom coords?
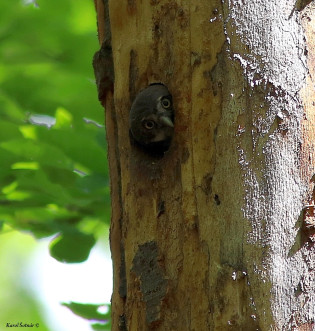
left=49, top=231, right=96, bottom=263
left=54, top=107, right=73, bottom=128
left=62, top=302, right=111, bottom=322
left=91, top=322, right=111, bottom=331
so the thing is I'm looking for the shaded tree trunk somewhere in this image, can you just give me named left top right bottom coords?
left=93, top=0, right=315, bottom=330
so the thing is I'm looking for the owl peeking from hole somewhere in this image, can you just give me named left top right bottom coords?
left=129, top=83, right=174, bottom=155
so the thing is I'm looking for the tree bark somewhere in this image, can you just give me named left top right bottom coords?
left=94, top=1, right=315, bottom=330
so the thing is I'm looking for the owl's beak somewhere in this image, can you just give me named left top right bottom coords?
left=160, top=116, right=174, bottom=128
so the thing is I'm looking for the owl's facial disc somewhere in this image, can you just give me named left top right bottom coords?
left=139, top=113, right=173, bottom=143
left=129, top=84, right=174, bottom=154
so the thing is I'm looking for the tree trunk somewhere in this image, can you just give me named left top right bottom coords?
left=93, top=0, right=315, bottom=330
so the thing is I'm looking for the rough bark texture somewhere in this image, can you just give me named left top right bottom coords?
left=94, top=0, right=315, bottom=330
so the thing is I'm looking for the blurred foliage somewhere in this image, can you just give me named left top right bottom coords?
left=0, top=231, right=50, bottom=331
left=0, top=0, right=110, bottom=262
left=0, top=0, right=111, bottom=328
left=62, top=302, right=111, bottom=330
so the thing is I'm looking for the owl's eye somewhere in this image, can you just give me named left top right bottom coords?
left=142, top=120, right=155, bottom=130
left=161, top=98, right=171, bottom=109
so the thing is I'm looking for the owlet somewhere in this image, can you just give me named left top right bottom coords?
left=129, top=84, right=174, bottom=154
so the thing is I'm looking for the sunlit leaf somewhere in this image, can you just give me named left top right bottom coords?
left=54, top=107, right=73, bottom=128
left=2, top=181, right=18, bottom=194
left=19, top=125, right=37, bottom=140
left=11, top=162, right=39, bottom=170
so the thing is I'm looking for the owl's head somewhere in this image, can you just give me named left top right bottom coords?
left=129, top=84, right=174, bottom=153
